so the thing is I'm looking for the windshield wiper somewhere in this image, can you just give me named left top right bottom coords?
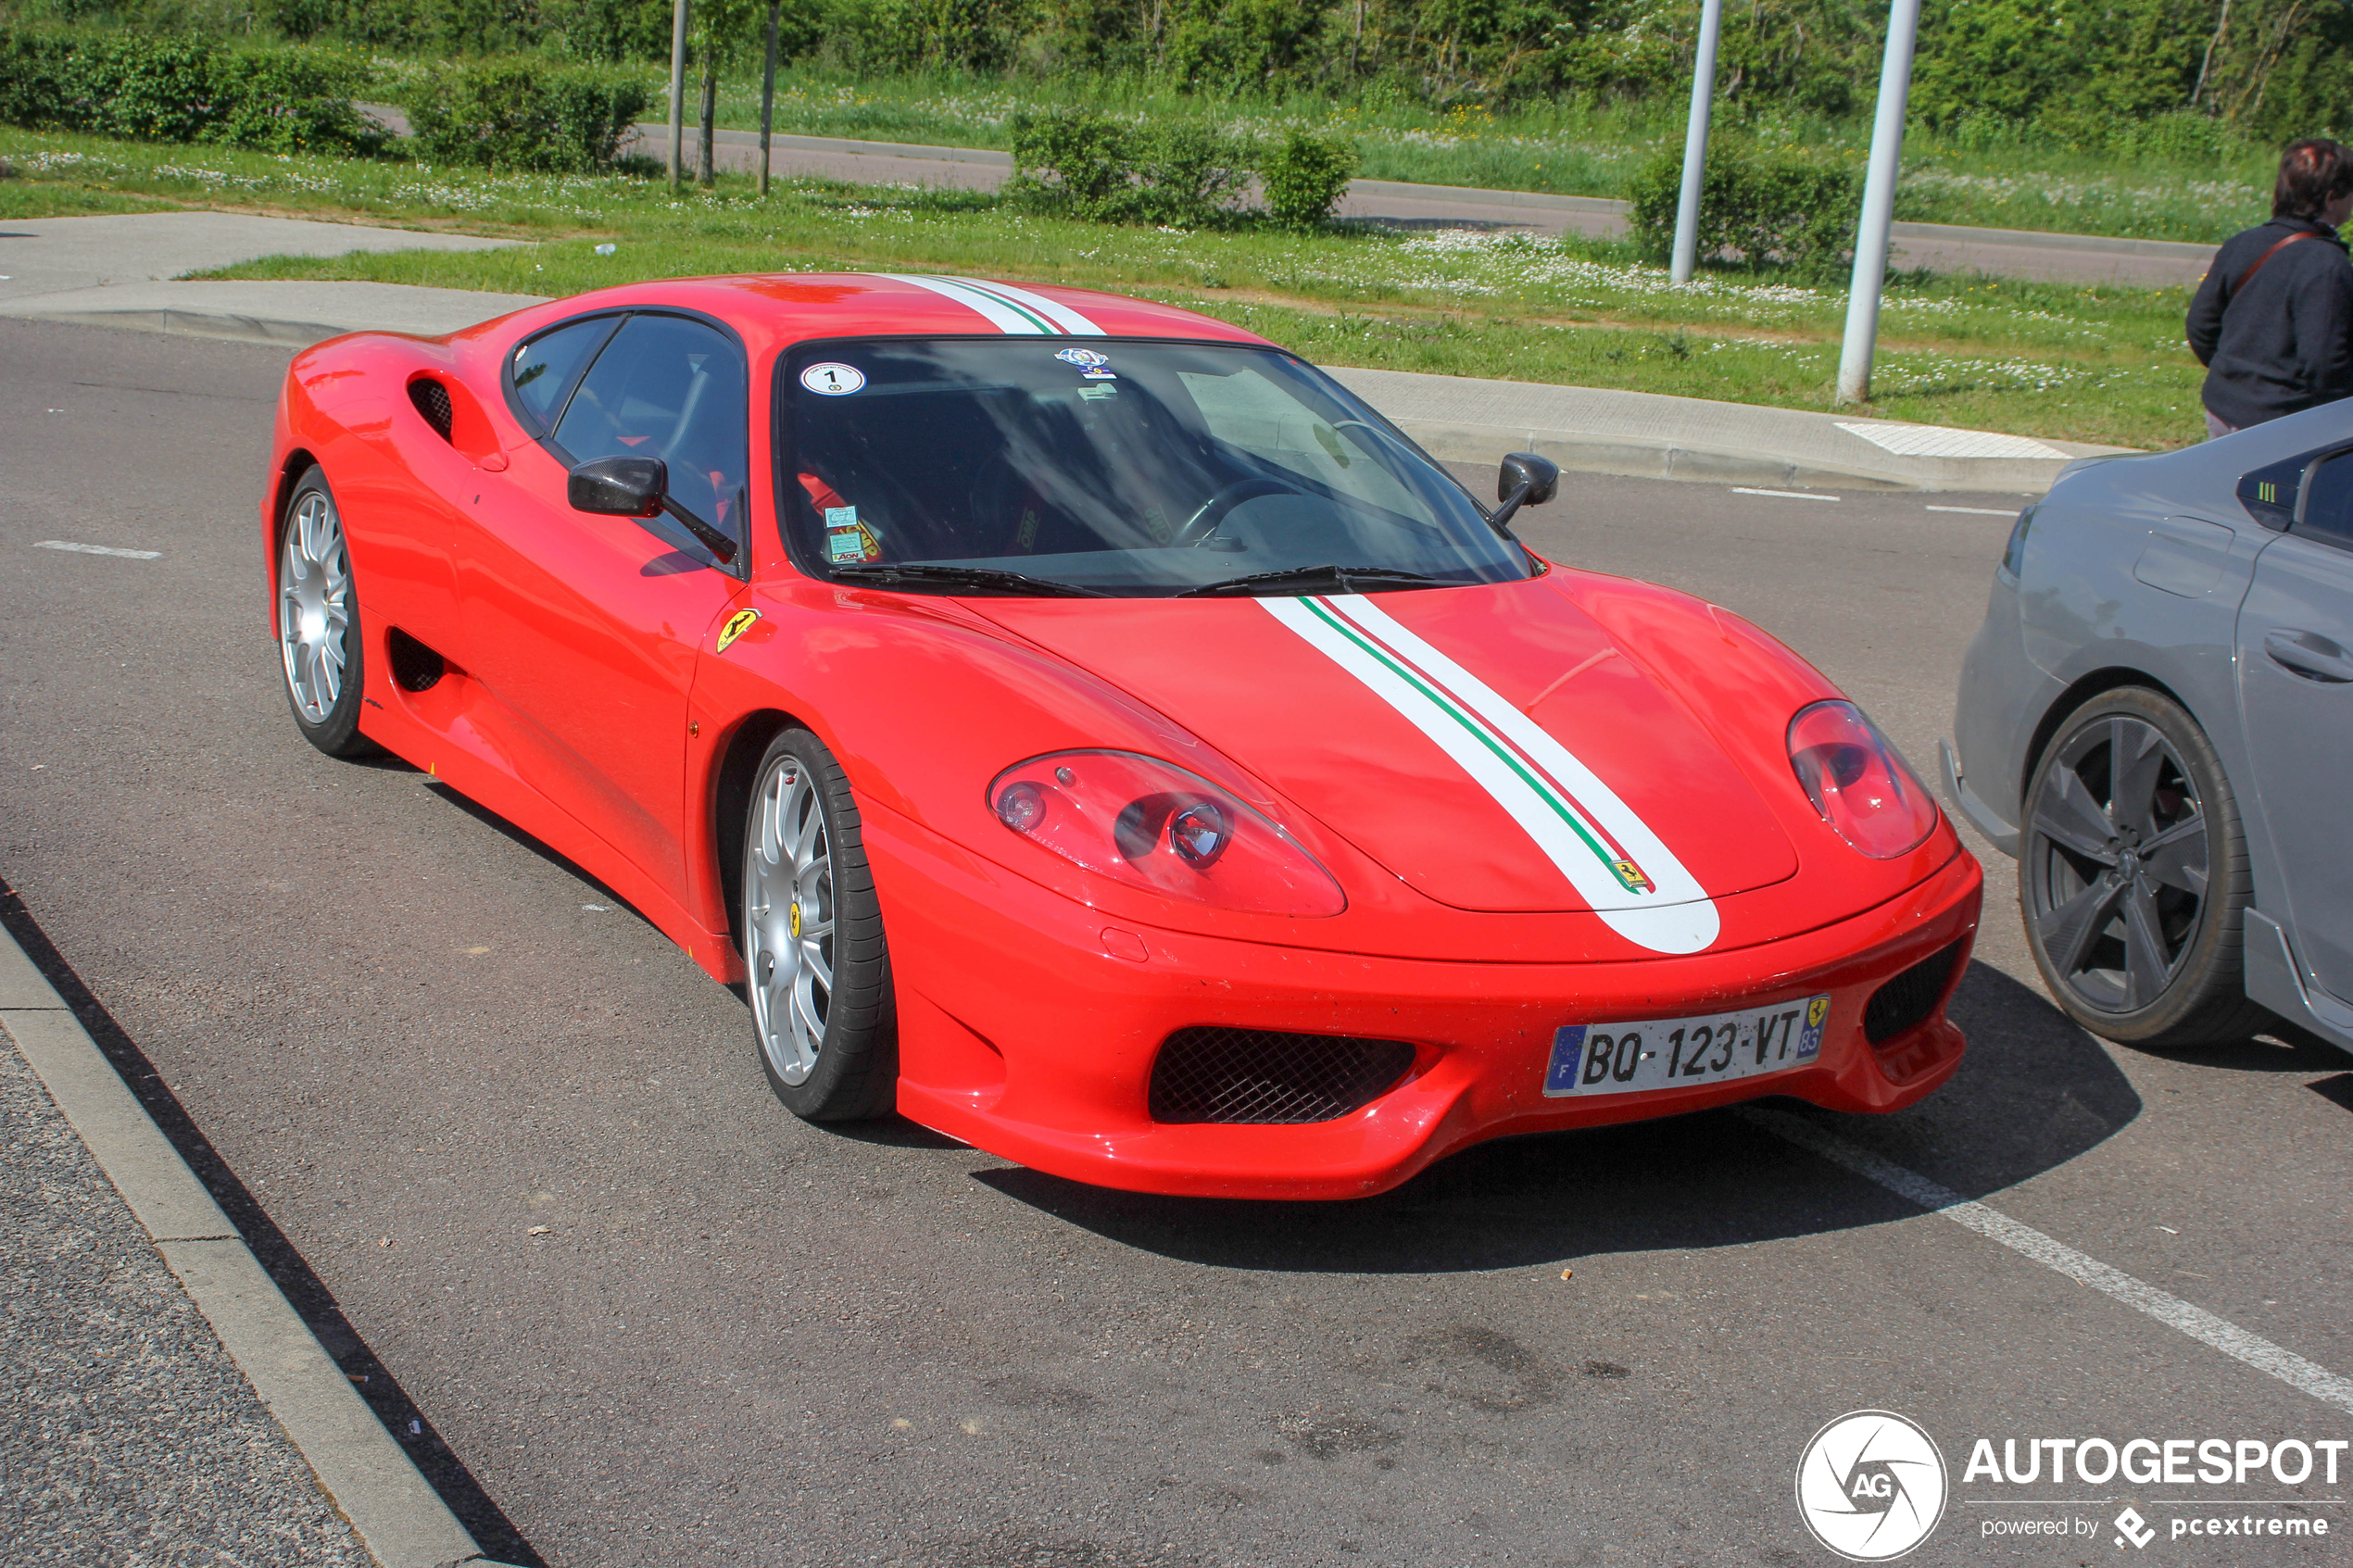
left=829, top=562, right=1108, bottom=597
left=1176, top=564, right=1459, bottom=598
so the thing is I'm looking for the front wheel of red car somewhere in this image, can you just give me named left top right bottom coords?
left=276, top=466, right=374, bottom=759
left=743, top=728, right=897, bottom=1121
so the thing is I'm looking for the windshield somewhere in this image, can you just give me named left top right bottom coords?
left=776, top=338, right=1530, bottom=596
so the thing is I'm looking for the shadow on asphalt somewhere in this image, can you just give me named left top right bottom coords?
left=0, top=876, right=546, bottom=1568
left=969, top=960, right=2146, bottom=1273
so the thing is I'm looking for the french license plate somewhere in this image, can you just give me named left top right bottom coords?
left=1543, top=994, right=1832, bottom=1098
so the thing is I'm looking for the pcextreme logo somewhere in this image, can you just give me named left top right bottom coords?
left=1796, top=1410, right=1950, bottom=1561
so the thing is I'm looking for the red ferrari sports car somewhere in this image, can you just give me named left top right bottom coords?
left=263, top=272, right=1980, bottom=1198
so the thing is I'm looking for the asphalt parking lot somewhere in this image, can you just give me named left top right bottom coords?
left=2, top=316, right=2347, bottom=1567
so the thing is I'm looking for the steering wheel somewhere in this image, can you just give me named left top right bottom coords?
left=1173, top=476, right=1306, bottom=546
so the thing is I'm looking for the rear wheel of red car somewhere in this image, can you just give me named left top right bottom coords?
left=743, top=727, right=897, bottom=1121
left=275, top=467, right=374, bottom=759
left=2019, top=686, right=2270, bottom=1047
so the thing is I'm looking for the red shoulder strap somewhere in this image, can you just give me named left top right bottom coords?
left=2232, top=230, right=2314, bottom=297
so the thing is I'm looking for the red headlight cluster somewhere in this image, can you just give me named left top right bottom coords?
left=1786, top=700, right=1938, bottom=859
left=988, top=751, right=1346, bottom=916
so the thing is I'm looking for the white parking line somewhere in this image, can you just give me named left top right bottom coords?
left=1925, top=506, right=2020, bottom=516
left=32, top=540, right=161, bottom=560
left=1730, top=488, right=1840, bottom=502
left=1747, top=1108, right=2353, bottom=1416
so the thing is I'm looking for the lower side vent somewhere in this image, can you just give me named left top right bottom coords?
left=1148, top=1028, right=1416, bottom=1124
left=1864, top=940, right=1963, bottom=1045
left=386, top=627, right=446, bottom=693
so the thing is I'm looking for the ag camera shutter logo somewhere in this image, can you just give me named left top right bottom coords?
left=1795, top=1410, right=1948, bottom=1561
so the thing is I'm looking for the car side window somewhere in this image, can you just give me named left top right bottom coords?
left=555, top=314, right=750, bottom=552
left=2298, top=451, right=2353, bottom=551
left=510, top=316, right=619, bottom=433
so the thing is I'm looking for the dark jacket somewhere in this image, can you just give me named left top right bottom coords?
left=2187, top=217, right=2353, bottom=429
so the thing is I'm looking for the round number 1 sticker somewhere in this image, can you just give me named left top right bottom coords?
left=799, top=362, right=865, bottom=396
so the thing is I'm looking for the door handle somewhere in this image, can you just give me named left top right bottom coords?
left=2264, top=629, right=2353, bottom=684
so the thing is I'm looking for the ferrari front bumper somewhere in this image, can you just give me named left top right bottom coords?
left=863, top=799, right=1982, bottom=1200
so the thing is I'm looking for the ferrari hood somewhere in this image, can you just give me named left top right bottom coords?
left=971, top=580, right=1798, bottom=955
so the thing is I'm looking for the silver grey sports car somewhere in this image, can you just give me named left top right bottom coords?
left=1945, top=402, right=2353, bottom=1054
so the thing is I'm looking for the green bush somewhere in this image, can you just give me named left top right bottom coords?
left=1260, top=129, right=1358, bottom=227
left=1006, top=108, right=1251, bottom=227
left=1626, top=144, right=1859, bottom=278
left=401, top=59, right=651, bottom=171
left=0, top=28, right=383, bottom=153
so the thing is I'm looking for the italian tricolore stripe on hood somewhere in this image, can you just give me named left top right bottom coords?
left=1262, top=594, right=1722, bottom=955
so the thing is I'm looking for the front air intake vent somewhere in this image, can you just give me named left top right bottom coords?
left=1864, top=940, right=1963, bottom=1045
left=1149, top=1028, right=1416, bottom=1124
left=408, top=378, right=454, bottom=441
left=385, top=627, right=446, bottom=693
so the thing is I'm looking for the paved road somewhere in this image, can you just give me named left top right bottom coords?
left=625, top=126, right=2215, bottom=287
left=2, top=319, right=2347, bottom=1567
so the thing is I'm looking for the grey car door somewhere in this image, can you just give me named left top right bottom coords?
left=2236, top=446, right=2353, bottom=1003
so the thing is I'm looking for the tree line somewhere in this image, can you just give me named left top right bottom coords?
left=10, top=0, right=2346, bottom=145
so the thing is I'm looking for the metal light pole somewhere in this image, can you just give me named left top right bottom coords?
left=667, top=0, right=690, bottom=196
left=760, top=0, right=780, bottom=198
left=1835, top=0, right=1923, bottom=405
left=1668, top=0, right=1725, bottom=285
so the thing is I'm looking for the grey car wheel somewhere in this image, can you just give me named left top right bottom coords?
left=743, top=727, right=896, bottom=1121
left=276, top=468, right=374, bottom=759
left=2020, top=686, right=2270, bottom=1046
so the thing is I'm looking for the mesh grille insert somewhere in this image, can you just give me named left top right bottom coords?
left=1864, top=940, right=1963, bottom=1045
left=1149, top=1028, right=1416, bottom=1124
left=408, top=378, right=454, bottom=441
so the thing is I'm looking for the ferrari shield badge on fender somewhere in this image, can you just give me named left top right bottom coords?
left=715, top=608, right=761, bottom=654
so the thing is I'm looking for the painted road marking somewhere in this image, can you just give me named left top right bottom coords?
left=33, top=540, right=161, bottom=559
left=1925, top=505, right=2020, bottom=516
left=1731, top=487, right=1840, bottom=502
left=1749, top=1107, right=2353, bottom=1416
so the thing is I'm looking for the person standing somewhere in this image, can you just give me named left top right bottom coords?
left=2187, top=139, right=2353, bottom=437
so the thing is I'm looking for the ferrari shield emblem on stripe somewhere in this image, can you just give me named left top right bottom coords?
left=715, top=608, right=761, bottom=653
left=1609, top=859, right=1655, bottom=895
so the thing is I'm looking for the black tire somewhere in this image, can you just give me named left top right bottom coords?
left=2018, top=685, right=2271, bottom=1047
left=740, top=727, right=897, bottom=1121
left=274, top=466, right=376, bottom=759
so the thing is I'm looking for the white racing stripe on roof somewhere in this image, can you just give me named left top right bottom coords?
left=955, top=278, right=1105, bottom=336
left=880, top=274, right=1053, bottom=334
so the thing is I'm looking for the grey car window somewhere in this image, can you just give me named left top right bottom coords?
left=2298, top=450, right=2353, bottom=551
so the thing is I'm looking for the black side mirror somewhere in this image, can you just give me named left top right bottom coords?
left=569, top=455, right=666, bottom=519
left=1489, top=451, right=1560, bottom=533
left=567, top=455, right=737, bottom=565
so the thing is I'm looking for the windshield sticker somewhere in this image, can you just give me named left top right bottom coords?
left=714, top=608, right=761, bottom=653
left=1016, top=509, right=1040, bottom=551
left=1055, top=347, right=1116, bottom=380
left=800, top=362, right=866, bottom=396
left=824, top=507, right=883, bottom=564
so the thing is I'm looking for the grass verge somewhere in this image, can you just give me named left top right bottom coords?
left=2, top=129, right=2208, bottom=450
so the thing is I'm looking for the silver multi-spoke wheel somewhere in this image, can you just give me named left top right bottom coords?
left=2026, top=713, right=2208, bottom=1014
left=747, top=754, right=837, bottom=1085
left=279, top=488, right=352, bottom=722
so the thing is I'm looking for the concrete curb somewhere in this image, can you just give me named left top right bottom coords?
left=0, top=927, right=522, bottom=1568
